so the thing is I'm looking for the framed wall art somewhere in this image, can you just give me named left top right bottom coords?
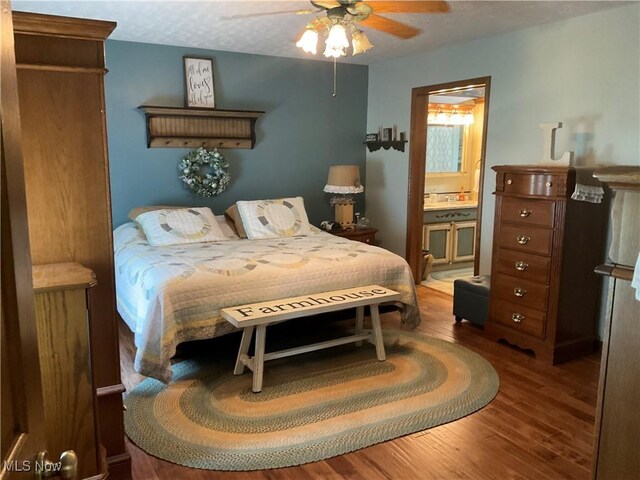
left=183, top=56, right=216, bottom=108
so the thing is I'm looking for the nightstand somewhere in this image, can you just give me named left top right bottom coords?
left=330, top=227, right=378, bottom=245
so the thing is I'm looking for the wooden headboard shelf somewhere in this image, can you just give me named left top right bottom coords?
left=139, top=105, right=264, bottom=149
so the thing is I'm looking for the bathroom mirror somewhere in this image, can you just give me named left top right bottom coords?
left=425, top=125, right=464, bottom=173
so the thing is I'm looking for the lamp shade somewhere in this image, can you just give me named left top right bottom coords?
left=324, top=165, right=364, bottom=194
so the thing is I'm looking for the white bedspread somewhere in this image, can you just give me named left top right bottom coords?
left=114, top=222, right=420, bottom=382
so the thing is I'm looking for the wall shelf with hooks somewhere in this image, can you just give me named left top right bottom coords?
left=364, top=140, right=408, bottom=153
left=139, top=105, right=264, bottom=149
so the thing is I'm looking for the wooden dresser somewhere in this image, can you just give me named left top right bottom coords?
left=591, top=167, right=639, bottom=480
left=485, top=165, right=607, bottom=363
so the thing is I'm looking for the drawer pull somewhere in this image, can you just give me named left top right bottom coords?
left=512, top=313, right=525, bottom=323
left=516, top=235, right=530, bottom=245
left=515, top=261, right=528, bottom=271
left=514, top=287, right=527, bottom=297
left=507, top=179, right=513, bottom=185
left=519, top=208, right=532, bottom=217
left=545, top=181, right=552, bottom=187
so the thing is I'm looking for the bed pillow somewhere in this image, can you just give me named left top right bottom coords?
left=135, top=207, right=230, bottom=246
left=215, top=215, right=240, bottom=240
left=224, top=204, right=248, bottom=238
left=128, top=205, right=182, bottom=221
left=236, top=197, right=312, bottom=239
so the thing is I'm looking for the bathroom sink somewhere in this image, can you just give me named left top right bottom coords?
left=423, top=199, right=478, bottom=211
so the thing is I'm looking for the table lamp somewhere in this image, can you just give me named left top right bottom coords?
left=323, top=165, right=364, bottom=229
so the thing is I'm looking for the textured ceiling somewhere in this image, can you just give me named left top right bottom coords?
left=12, top=1, right=632, bottom=65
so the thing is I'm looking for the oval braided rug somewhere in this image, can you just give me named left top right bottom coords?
left=124, top=330, right=499, bottom=471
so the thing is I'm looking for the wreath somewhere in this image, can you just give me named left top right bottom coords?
left=178, top=147, right=230, bottom=198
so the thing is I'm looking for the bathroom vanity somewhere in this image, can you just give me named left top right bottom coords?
left=423, top=199, right=478, bottom=266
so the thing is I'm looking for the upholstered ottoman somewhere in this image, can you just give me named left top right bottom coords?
left=453, top=275, right=490, bottom=326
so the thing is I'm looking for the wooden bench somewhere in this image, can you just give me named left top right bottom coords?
left=220, top=285, right=401, bottom=393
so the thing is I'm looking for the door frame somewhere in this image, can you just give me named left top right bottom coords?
left=405, top=76, right=491, bottom=283
left=1, top=0, right=48, bottom=475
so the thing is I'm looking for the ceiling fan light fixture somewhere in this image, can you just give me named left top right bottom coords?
left=351, top=29, right=373, bottom=55
left=324, top=23, right=349, bottom=57
left=296, top=29, right=319, bottom=54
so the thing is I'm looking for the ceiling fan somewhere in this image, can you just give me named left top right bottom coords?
left=224, top=1, right=450, bottom=56
left=305, top=1, right=450, bottom=41
left=225, top=1, right=450, bottom=95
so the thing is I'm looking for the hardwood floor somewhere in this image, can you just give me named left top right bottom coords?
left=119, top=286, right=600, bottom=480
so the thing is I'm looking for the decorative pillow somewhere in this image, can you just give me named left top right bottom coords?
left=215, top=215, right=240, bottom=240
left=128, top=205, right=181, bottom=221
left=135, top=207, right=230, bottom=246
left=236, top=197, right=312, bottom=239
left=224, top=204, right=248, bottom=238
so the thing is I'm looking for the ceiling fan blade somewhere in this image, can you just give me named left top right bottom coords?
left=364, top=1, right=450, bottom=14
left=359, top=13, right=421, bottom=39
left=221, top=9, right=315, bottom=21
left=311, top=1, right=342, bottom=9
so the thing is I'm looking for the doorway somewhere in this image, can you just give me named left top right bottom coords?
left=406, top=77, right=491, bottom=285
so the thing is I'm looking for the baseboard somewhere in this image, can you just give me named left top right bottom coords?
left=106, top=452, right=132, bottom=480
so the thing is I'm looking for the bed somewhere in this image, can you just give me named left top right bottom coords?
left=114, top=215, right=421, bottom=382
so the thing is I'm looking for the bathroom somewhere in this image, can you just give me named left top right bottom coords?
left=421, top=85, right=487, bottom=290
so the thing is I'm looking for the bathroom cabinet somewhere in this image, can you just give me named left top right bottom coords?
left=422, top=207, right=477, bottom=265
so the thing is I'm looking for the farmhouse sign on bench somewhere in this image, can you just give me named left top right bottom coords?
left=221, top=285, right=401, bottom=392
left=223, top=286, right=398, bottom=325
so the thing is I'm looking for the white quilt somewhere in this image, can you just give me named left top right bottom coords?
left=114, top=222, right=421, bottom=382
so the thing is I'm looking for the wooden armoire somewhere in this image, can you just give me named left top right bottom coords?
left=485, top=165, right=607, bottom=363
left=591, top=167, right=640, bottom=480
left=13, top=11, right=131, bottom=478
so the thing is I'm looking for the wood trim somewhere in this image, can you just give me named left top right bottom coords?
left=594, top=263, right=634, bottom=281
left=406, top=88, right=428, bottom=282
left=406, top=76, right=491, bottom=283
left=31, top=262, right=97, bottom=293
left=1, top=0, right=47, bottom=456
left=139, top=105, right=264, bottom=118
left=12, top=11, right=116, bottom=40
left=593, top=166, right=640, bottom=190
left=84, top=474, right=108, bottom=480
left=16, top=63, right=107, bottom=75
left=0, top=0, right=46, bottom=466
left=148, top=137, right=254, bottom=149
left=96, top=384, right=126, bottom=397
left=473, top=78, right=491, bottom=274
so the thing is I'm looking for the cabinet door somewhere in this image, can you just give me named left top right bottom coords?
left=423, top=224, right=452, bottom=264
left=452, top=221, right=476, bottom=262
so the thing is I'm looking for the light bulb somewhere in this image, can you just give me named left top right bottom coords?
left=296, top=29, right=318, bottom=55
left=352, top=30, right=373, bottom=55
left=450, top=111, right=464, bottom=125
left=324, top=24, right=348, bottom=58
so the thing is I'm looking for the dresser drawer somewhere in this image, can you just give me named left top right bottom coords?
left=493, top=273, right=549, bottom=311
left=496, top=249, right=551, bottom=284
left=491, top=298, right=546, bottom=339
left=501, top=197, right=555, bottom=228
left=498, top=224, right=553, bottom=256
left=497, top=171, right=568, bottom=197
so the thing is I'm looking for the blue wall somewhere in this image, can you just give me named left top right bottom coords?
left=105, top=41, right=368, bottom=227
left=366, top=4, right=640, bottom=261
